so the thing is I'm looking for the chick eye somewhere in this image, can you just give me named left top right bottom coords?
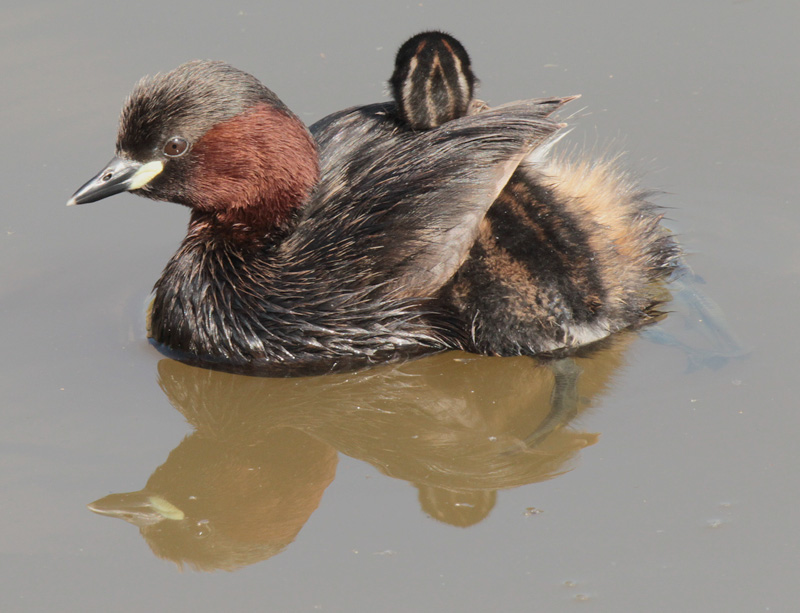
left=163, top=136, right=189, bottom=157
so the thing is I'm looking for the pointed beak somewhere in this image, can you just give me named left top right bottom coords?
left=88, top=491, right=185, bottom=527
left=67, top=157, right=164, bottom=206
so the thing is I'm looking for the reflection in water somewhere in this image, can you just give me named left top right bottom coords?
left=89, top=339, right=633, bottom=571
left=90, top=427, right=335, bottom=571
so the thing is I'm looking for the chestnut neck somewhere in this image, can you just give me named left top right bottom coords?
left=188, top=103, right=319, bottom=235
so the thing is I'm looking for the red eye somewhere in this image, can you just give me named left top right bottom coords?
left=163, top=136, right=189, bottom=157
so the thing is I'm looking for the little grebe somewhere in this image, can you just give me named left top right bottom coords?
left=380, top=31, right=679, bottom=356
left=68, top=60, right=570, bottom=374
left=389, top=31, right=487, bottom=129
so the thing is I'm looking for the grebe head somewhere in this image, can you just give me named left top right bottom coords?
left=390, top=31, right=476, bottom=130
left=68, top=61, right=319, bottom=232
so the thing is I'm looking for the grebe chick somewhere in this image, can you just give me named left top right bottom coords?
left=390, top=30, right=485, bottom=129
left=389, top=32, right=680, bottom=355
left=68, top=60, right=569, bottom=375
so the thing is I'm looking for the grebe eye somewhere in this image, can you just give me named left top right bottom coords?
left=163, top=136, right=189, bottom=157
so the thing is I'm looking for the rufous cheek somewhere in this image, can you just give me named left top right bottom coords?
left=189, top=104, right=319, bottom=230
